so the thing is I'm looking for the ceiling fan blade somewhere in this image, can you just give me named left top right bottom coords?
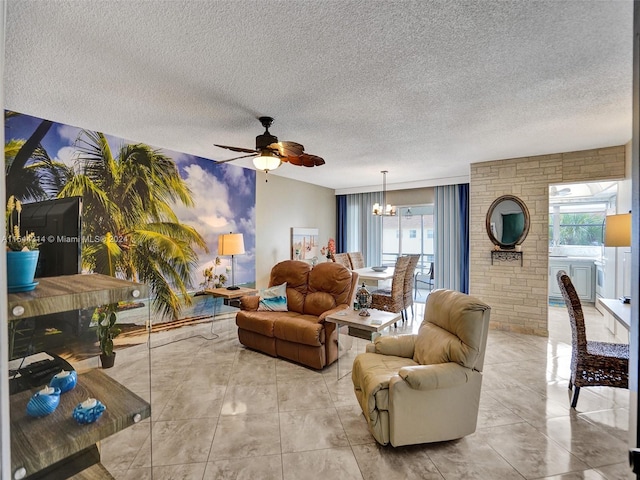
left=301, top=154, right=325, bottom=167
left=269, top=141, right=304, bottom=157
left=214, top=152, right=258, bottom=164
left=281, top=155, right=303, bottom=166
left=214, top=144, right=258, bottom=154
left=280, top=154, right=325, bottom=167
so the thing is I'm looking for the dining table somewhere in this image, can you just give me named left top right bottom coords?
left=352, top=266, right=395, bottom=282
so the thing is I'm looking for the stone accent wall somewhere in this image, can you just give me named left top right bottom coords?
left=469, top=146, right=627, bottom=336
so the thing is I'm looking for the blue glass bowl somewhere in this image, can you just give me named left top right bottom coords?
left=73, top=399, right=106, bottom=424
left=26, top=387, right=61, bottom=417
left=49, top=369, right=77, bottom=394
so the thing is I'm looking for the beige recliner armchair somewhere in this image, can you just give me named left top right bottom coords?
left=351, top=289, right=491, bottom=447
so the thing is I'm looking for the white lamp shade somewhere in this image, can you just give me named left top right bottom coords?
left=253, top=152, right=281, bottom=171
left=604, top=213, right=631, bottom=247
left=218, top=233, right=245, bottom=256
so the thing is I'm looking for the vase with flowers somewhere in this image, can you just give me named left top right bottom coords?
left=321, top=238, right=336, bottom=262
left=6, top=195, right=40, bottom=292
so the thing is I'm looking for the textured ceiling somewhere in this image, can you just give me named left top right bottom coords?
left=4, top=0, right=633, bottom=192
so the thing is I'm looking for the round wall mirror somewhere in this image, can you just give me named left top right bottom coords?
left=486, top=195, right=530, bottom=249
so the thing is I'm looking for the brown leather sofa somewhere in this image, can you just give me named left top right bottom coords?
left=236, top=260, right=359, bottom=369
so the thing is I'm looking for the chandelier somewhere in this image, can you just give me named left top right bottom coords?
left=372, top=170, right=396, bottom=216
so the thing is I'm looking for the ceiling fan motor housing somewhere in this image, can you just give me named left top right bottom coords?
left=256, top=132, right=278, bottom=150
left=256, top=116, right=278, bottom=151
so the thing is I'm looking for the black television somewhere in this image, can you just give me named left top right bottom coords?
left=20, top=196, right=83, bottom=277
left=8, top=197, right=85, bottom=381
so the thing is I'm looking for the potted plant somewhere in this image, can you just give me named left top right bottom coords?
left=6, top=195, right=40, bottom=292
left=96, top=303, right=121, bottom=368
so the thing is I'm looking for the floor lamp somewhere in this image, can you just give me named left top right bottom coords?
left=218, top=232, right=245, bottom=290
left=604, top=213, right=631, bottom=303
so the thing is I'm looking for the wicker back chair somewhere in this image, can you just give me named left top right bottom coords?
left=556, top=270, right=629, bottom=408
left=371, top=255, right=412, bottom=323
left=402, top=254, right=420, bottom=319
left=347, top=252, right=365, bottom=269
left=333, top=253, right=352, bottom=268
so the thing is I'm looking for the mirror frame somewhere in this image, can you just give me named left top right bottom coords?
left=486, top=194, right=530, bottom=249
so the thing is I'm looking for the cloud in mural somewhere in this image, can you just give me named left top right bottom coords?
left=168, top=158, right=255, bottom=287
left=221, top=163, right=252, bottom=196
left=54, top=146, right=80, bottom=169
left=173, top=163, right=233, bottom=227
left=56, top=124, right=82, bottom=144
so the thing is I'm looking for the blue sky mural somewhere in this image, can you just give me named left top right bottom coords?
left=5, top=111, right=256, bottom=294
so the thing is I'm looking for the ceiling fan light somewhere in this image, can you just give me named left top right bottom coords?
left=253, top=151, right=281, bottom=172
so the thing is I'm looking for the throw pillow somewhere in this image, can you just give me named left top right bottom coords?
left=257, top=282, right=288, bottom=311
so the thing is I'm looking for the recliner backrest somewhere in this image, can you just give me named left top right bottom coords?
left=413, top=289, right=491, bottom=370
left=305, top=262, right=356, bottom=316
left=269, top=260, right=311, bottom=313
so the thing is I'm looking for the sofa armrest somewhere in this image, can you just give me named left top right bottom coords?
left=396, top=363, right=470, bottom=390
left=370, top=334, right=416, bottom=358
left=318, top=304, right=349, bottom=321
left=240, top=295, right=260, bottom=311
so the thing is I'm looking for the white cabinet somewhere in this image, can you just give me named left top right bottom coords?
left=571, top=264, right=594, bottom=302
left=549, top=258, right=595, bottom=303
left=549, top=262, right=570, bottom=298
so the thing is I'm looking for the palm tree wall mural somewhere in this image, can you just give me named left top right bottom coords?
left=4, top=111, right=257, bottom=319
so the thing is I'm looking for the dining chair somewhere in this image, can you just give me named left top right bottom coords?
left=333, top=252, right=351, bottom=268
left=347, top=252, right=365, bottom=269
left=414, top=262, right=434, bottom=298
left=370, top=255, right=411, bottom=325
left=402, top=254, right=420, bottom=319
left=556, top=270, right=629, bottom=408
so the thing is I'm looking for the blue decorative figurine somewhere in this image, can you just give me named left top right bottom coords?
left=26, top=386, right=61, bottom=417
left=73, top=398, right=106, bottom=424
left=49, top=369, right=77, bottom=394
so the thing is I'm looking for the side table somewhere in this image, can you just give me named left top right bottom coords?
left=204, top=286, right=258, bottom=309
left=325, top=308, right=401, bottom=378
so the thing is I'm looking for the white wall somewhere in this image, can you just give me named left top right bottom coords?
left=255, top=174, right=335, bottom=289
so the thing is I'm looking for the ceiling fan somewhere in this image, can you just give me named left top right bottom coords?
left=214, top=116, right=326, bottom=174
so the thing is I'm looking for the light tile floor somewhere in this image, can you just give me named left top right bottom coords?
left=99, top=299, right=633, bottom=480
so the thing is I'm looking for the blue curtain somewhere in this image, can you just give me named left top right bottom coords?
left=336, top=195, right=347, bottom=253
left=434, top=184, right=469, bottom=292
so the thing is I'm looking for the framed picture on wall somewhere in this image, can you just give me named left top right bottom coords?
left=291, top=228, right=319, bottom=260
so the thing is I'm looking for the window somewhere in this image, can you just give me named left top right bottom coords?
left=549, top=182, right=617, bottom=248
left=381, top=205, right=434, bottom=269
left=549, top=205, right=607, bottom=246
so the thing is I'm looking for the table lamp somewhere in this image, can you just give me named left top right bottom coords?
left=218, top=232, right=245, bottom=290
left=604, top=213, right=631, bottom=303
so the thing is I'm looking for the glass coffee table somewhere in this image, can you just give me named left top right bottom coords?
left=325, top=308, right=401, bottom=378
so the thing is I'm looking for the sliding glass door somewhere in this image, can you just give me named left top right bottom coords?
left=382, top=205, right=434, bottom=272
